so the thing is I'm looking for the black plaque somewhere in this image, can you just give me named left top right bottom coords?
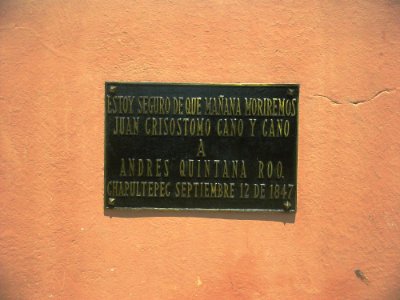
left=105, top=83, right=299, bottom=212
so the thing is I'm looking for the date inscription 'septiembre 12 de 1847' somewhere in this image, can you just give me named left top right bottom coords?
left=104, top=83, right=299, bottom=212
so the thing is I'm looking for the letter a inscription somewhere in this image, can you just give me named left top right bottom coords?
left=196, top=139, right=206, bottom=157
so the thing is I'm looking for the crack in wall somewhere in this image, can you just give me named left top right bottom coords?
left=313, top=88, right=397, bottom=105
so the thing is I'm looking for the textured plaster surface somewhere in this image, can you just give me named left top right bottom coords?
left=0, top=1, right=400, bottom=299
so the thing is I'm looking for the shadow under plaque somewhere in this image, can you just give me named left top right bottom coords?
left=104, top=208, right=296, bottom=223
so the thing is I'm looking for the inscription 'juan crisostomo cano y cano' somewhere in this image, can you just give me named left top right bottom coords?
left=104, top=83, right=299, bottom=212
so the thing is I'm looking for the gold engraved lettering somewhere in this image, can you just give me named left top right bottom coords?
left=178, top=159, right=246, bottom=179
left=107, top=181, right=112, bottom=196
left=165, top=182, right=171, bottom=196
left=120, top=158, right=127, bottom=176
left=204, top=183, right=210, bottom=197
left=291, top=99, right=296, bottom=116
left=204, top=96, right=241, bottom=116
left=164, top=160, right=170, bottom=177
left=138, top=159, right=144, bottom=176
left=279, top=98, right=286, bottom=115
left=277, top=119, right=283, bottom=136
left=213, top=160, right=220, bottom=177
left=243, top=97, right=296, bottom=117
left=269, top=119, right=275, bottom=137
left=145, top=118, right=150, bottom=135
left=253, top=184, right=267, bottom=199
left=179, top=160, right=185, bottom=177
left=197, top=160, right=201, bottom=178
left=240, top=183, right=250, bottom=198
left=128, top=158, right=135, bottom=176
left=267, top=98, right=273, bottom=116
left=217, top=118, right=243, bottom=136
left=121, top=159, right=170, bottom=177
left=185, top=97, right=201, bottom=115
left=108, top=96, right=135, bottom=114
left=257, top=98, right=263, bottom=115
left=159, top=182, right=165, bottom=197
left=210, top=183, right=217, bottom=197
left=262, top=119, right=290, bottom=137
left=257, top=160, right=264, bottom=178
left=272, top=98, right=278, bottom=115
left=173, top=97, right=184, bottom=115
left=141, top=182, right=147, bottom=197
left=155, top=159, right=161, bottom=177
left=188, top=160, right=194, bottom=178
left=239, top=160, right=247, bottom=178
left=267, top=161, right=273, bottom=178
left=152, top=118, right=157, bottom=135
left=107, top=95, right=114, bottom=113
left=124, top=181, right=129, bottom=196
left=148, top=182, right=154, bottom=196
left=222, top=160, right=229, bottom=178
left=138, top=96, right=171, bottom=114
left=249, top=119, right=257, bottom=136
left=175, top=182, right=181, bottom=197
left=257, top=160, right=281, bottom=179
left=113, top=117, right=139, bottom=135
left=196, top=139, right=206, bottom=157
left=146, top=159, right=152, bottom=176
left=231, top=160, right=238, bottom=178
left=153, top=182, right=159, bottom=195
left=204, top=160, right=210, bottom=178
left=173, top=182, right=236, bottom=198
left=143, top=117, right=211, bottom=136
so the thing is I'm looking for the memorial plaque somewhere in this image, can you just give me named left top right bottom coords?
left=104, top=83, right=299, bottom=212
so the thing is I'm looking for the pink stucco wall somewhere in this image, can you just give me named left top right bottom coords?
left=1, top=1, right=399, bottom=299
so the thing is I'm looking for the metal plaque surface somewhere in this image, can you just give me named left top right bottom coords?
left=105, top=83, right=299, bottom=212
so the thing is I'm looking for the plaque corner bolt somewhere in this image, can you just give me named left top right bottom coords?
left=287, top=88, right=295, bottom=96
left=109, top=86, right=117, bottom=94
left=107, top=198, right=115, bottom=207
left=283, top=200, right=291, bottom=211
